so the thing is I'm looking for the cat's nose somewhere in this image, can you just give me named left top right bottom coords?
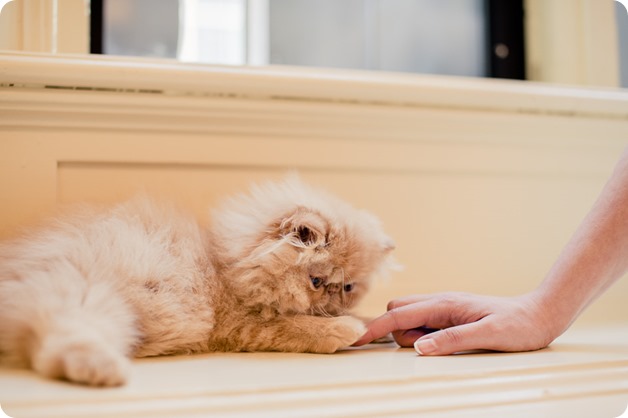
left=326, top=283, right=341, bottom=295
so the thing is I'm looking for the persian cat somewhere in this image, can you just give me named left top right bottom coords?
left=0, top=177, right=395, bottom=386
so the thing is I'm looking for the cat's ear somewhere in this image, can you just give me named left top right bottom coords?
left=279, top=207, right=327, bottom=247
left=381, top=237, right=396, bottom=253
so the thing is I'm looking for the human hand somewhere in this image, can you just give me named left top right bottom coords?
left=354, top=292, right=560, bottom=355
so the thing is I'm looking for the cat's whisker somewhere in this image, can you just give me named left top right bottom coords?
left=313, top=304, right=333, bottom=318
left=284, top=231, right=308, bottom=249
left=250, top=236, right=291, bottom=261
left=295, top=252, right=306, bottom=265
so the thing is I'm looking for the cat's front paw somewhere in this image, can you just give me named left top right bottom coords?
left=33, top=339, right=130, bottom=387
left=312, top=316, right=366, bottom=354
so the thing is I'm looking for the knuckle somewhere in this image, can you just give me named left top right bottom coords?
left=435, top=291, right=471, bottom=310
left=436, top=293, right=458, bottom=307
left=382, top=309, right=402, bottom=332
left=484, top=319, right=503, bottom=335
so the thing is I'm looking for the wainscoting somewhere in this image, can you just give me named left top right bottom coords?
left=1, top=52, right=627, bottom=417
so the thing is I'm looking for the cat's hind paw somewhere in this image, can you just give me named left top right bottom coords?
left=33, top=339, right=130, bottom=387
left=61, top=344, right=130, bottom=386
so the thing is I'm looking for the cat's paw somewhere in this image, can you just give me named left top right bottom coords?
left=312, top=316, right=366, bottom=354
left=61, top=344, right=130, bottom=386
left=33, top=340, right=130, bottom=387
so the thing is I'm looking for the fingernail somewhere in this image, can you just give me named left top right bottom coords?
left=414, top=338, right=437, bottom=355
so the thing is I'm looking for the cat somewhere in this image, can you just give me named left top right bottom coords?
left=0, top=176, right=395, bottom=386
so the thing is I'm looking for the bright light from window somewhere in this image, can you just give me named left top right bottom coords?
left=0, top=0, right=13, bottom=14
left=178, top=0, right=246, bottom=65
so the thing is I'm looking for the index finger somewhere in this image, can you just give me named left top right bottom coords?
left=386, top=294, right=434, bottom=310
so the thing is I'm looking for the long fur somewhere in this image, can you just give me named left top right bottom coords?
left=0, top=177, right=395, bottom=386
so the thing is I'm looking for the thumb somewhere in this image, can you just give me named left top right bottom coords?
left=413, top=322, right=488, bottom=356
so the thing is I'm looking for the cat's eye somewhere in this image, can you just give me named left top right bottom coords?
left=344, top=283, right=354, bottom=292
left=310, top=276, right=324, bottom=289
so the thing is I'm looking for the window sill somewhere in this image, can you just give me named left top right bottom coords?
left=2, top=51, right=628, bottom=120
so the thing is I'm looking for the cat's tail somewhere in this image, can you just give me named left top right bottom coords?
left=0, top=259, right=139, bottom=386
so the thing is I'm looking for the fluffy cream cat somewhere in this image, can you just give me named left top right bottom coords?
left=0, top=177, right=395, bottom=386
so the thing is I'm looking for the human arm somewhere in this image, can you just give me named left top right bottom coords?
left=354, top=146, right=628, bottom=355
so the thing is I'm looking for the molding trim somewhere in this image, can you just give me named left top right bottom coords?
left=1, top=53, right=627, bottom=197
left=2, top=52, right=628, bottom=120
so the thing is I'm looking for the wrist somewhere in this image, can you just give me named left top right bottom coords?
left=526, top=285, right=580, bottom=341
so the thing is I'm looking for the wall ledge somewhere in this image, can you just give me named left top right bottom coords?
left=2, top=52, right=628, bottom=120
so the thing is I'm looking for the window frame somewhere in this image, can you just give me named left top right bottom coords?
left=487, top=0, right=526, bottom=80
left=0, top=0, right=620, bottom=87
left=90, top=0, right=104, bottom=54
left=90, top=0, right=527, bottom=80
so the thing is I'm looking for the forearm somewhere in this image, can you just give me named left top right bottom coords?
left=533, top=147, right=628, bottom=337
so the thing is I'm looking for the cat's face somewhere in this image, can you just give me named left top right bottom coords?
left=271, top=207, right=394, bottom=315
left=213, top=178, right=395, bottom=316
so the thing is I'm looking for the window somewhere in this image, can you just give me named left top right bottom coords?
left=268, top=0, right=488, bottom=77
left=91, top=0, right=525, bottom=80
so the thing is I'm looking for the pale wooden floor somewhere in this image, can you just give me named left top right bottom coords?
left=1, top=325, right=627, bottom=418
